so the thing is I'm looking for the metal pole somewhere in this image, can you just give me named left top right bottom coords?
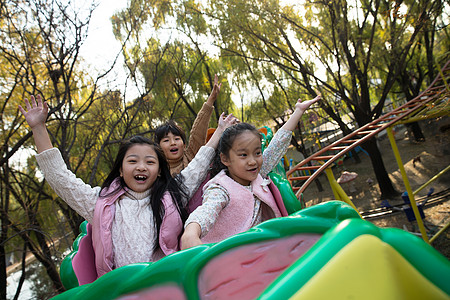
left=386, top=127, right=429, bottom=243
left=324, top=168, right=361, bottom=217
left=430, top=221, right=450, bottom=244
left=413, top=164, right=450, bottom=195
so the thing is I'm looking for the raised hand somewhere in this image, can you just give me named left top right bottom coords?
left=218, top=112, right=238, bottom=131
left=205, top=113, right=238, bottom=149
left=281, top=94, right=321, bottom=132
left=18, top=95, right=48, bottom=129
left=295, top=94, right=321, bottom=112
left=207, top=74, right=222, bottom=105
left=18, top=95, right=53, bottom=153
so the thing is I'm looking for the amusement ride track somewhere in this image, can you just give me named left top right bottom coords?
left=286, top=60, right=450, bottom=198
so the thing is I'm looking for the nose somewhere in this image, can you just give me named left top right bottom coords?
left=169, top=137, right=176, bottom=145
left=248, top=156, right=257, bottom=166
left=136, top=161, right=146, bottom=171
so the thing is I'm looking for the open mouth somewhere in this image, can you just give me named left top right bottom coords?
left=248, top=168, right=258, bottom=173
left=170, top=147, right=179, bottom=153
left=134, top=175, right=147, bottom=182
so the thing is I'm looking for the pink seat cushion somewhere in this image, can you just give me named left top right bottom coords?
left=198, top=233, right=321, bottom=299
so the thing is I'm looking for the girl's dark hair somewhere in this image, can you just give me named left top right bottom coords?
left=101, top=135, right=188, bottom=250
left=210, top=123, right=262, bottom=178
left=154, top=120, right=186, bottom=144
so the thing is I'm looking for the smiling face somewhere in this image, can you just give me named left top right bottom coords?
left=159, top=132, right=185, bottom=161
left=220, top=131, right=263, bottom=186
left=120, top=144, right=160, bottom=193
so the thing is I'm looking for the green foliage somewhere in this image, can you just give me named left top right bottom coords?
left=111, top=0, right=238, bottom=134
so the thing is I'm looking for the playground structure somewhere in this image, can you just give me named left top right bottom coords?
left=53, top=61, right=450, bottom=299
left=286, top=60, right=450, bottom=243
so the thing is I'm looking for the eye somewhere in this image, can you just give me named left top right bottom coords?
left=239, top=153, right=247, bottom=157
left=147, top=160, right=156, bottom=164
left=127, top=159, right=137, bottom=163
left=256, top=151, right=262, bottom=156
left=161, top=138, right=169, bottom=143
left=175, top=137, right=182, bottom=141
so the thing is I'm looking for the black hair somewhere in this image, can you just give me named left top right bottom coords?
left=101, top=135, right=188, bottom=251
left=210, top=123, right=262, bottom=178
left=154, top=120, right=187, bottom=145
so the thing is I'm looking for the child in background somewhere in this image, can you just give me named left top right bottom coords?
left=19, top=95, right=237, bottom=281
left=156, top=74, right=222, bottom=176
left=181, top=95, right=321, bottom=249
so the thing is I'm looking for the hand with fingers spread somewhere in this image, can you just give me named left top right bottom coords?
left=218, top=113, right=238, bottom=131
left=18, top=95, right=48, bottom=130
left=205, top=112, right=238, bottom=150
left=18, top=95, right=53, bottom=153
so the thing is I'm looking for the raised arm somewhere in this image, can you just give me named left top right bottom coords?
left=185, top=74, right=222, bottom=158
left=204, top=112, right=237, bottom=150
left=280, top=94, right=321, bottom=132
left=19, top=95, right=98, bottom=221
left=18, top=95, right=53, bottom=153
left=260, top=94, right=321, bottom=176
left=179, top=113, right=238, bottom=200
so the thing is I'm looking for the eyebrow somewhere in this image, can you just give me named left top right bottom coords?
left=125, top=154, right=157, bottom=159
left=235, top=146, right=262, bottom=152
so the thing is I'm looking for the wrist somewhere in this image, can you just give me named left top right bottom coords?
left=292, top=109, right=305, bottom=119
left=185, top=222, right=202, bottom=237
left=206, top=96, right=216, bottom=106
left=215, top=126, right=225, bottom=133
left=31, top=123, right=47, bottom=132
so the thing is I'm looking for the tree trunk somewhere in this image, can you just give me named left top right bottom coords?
left=407, top=122, right=426, bottom=142
left=362, top=138, right=399, bottom=199
left=293, top=132, right=323, bottom=192
left=0, top=165, right=9, bottom=300
left=0, top=232, right=6, bottom=300
left=349, top=148, right=361, bottom=163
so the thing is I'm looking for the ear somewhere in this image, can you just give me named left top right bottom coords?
left=119, top=168, right=123, bottom=177
left=220, top=153, right=230, bottom=167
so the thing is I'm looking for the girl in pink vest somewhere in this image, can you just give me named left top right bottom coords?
left=19, top=95, right=237, bottom=283
left=181, top=94, right=321, bottom=249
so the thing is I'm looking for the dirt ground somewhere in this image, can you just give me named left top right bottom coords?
left=301, top=116, right=450, bottom=259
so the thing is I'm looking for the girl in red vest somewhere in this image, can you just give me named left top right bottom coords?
left=19, top=95, right=237, bottom=283
left=181, top=94, right=321, bottom=249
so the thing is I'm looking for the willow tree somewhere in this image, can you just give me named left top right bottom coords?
left=111, top=0, right=235, bottom=132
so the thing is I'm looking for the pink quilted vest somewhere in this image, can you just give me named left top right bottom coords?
left=201, top=170, right=287, bottom=244
left=73, top=178, right=183, bottom=284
